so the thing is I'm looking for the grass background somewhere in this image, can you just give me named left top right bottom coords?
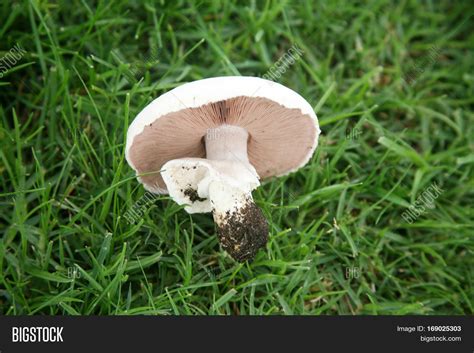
left=1, top=0, right=473, bottom=315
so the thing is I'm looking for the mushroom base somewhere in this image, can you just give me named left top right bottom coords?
left=215, top=198, right=268, bottom=262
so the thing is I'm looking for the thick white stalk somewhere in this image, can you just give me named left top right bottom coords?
left=205, top=125, right=268, bottom=261
left=205, top=124, right=250, bottom=162
left=161, top=125, right=268, bottom=262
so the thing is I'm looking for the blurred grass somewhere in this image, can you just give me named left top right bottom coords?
left=0, top=0, right=473, bottom=315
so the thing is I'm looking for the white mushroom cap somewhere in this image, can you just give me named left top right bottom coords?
left=125, top=76, right=320, bottom=194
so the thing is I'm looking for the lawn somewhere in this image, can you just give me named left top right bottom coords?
left=0, top=0, right=473, bottom=315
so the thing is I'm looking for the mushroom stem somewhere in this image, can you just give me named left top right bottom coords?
left=205, top=124, right=250, bottom=162
left=209, top=180, right=268, bottom=262
left=205, top=125, right=268, bottom=262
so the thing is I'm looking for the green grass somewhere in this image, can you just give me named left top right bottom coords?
left=1, top=0, right=473, bottom=315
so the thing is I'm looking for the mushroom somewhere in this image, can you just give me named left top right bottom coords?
left=125, top=76, right=320, bottom=262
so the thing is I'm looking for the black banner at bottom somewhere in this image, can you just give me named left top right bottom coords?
left=0, top=316, right=472, bottom=352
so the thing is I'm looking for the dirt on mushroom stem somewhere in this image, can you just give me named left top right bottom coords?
left=183, top=187, right=207, bottom=202
left=214, top=198, right=268, bottom=262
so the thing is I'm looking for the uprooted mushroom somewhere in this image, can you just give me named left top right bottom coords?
left=125, top=76, right=320, bottom=262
